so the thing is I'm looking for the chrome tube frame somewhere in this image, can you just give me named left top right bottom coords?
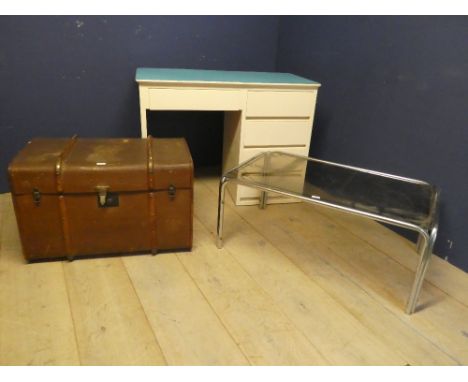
left=416, top=234, right=425, bottom=253
left=216, top=152, right=439, bottom=315
left=216, top=176, right=229, bottom=249
left=405, top=221, right=438, bottom=314
left=259, top=151, right=270, bottom=209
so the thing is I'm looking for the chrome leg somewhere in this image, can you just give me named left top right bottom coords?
left=259, top=191, right=267, bottom=209
left=405, top=225, right=437, bottom=314
left=216, top=176, right=229, bottom=249
left=416, top=233, right=424, bottom=253
left=259, top=151, right=270, bottom=209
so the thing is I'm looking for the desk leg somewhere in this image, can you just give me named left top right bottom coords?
left=140, top=110, right=148, bottom=138
left=216, top=176, right=229, bottom=249
left=138, top=85, right=148, bottom=137
left=406, top=225, right=437, bottom=314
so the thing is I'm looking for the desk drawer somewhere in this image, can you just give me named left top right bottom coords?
left=246, top=90, right=316, bottom=118
left=148, top=88, right=245, bottom=111
left=243, top=119, right=312, bottom=147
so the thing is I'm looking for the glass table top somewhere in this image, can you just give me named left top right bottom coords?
left=225, top=151, right=438, bottom=229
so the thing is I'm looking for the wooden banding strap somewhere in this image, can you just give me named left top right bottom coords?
left=55, top=135, right=78, bottom=260
left=55, top=134, right=78, bottom=193
left=147, top=136, right=158, bottom=253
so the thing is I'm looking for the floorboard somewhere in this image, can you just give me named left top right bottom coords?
left=199, top=179, right=459, bottom=365
left=177, top=219, right=327, bottom=365
left=0, top=195, right=80, bottom=365
left=1, top=177, right=467, bottom=365
left=318, top=206, right=468, bottom=308
left=203, top=177, right=468, bottom=364
left=123, top=252, right=249, bottom=365
left=196, top=181, right=407, bottom=365
left=63, top=257, right=166, bottom=365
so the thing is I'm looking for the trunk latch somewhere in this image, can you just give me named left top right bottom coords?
left=32, top=188, right=41, bottom=206
left=96, top=185, right=119, bottom=208
left=96, top=186, right=109, bottom=207
left=168, top=184, right=176, bottom=200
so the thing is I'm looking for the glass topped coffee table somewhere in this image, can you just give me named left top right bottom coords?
left=216, top=151, right=439, bottom=314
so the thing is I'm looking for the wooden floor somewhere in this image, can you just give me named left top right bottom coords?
left=1, top=174, right=467, bottom=365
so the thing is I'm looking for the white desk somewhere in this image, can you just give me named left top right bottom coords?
left=136, top=68, right=321, bottom=206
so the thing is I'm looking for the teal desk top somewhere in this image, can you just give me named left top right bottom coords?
left=136, top=68, right=319, bottom=85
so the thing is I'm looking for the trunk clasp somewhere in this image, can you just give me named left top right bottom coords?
left=168, top=184, right=176, bottom=200
left=96, top=185, right=109, bottom=207
left=32, top=188, right=41, bottom=206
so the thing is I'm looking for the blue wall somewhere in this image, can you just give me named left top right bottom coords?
left=0, top=15, right=279, bottom=187
left=277, top=16, right=468, bottom=270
